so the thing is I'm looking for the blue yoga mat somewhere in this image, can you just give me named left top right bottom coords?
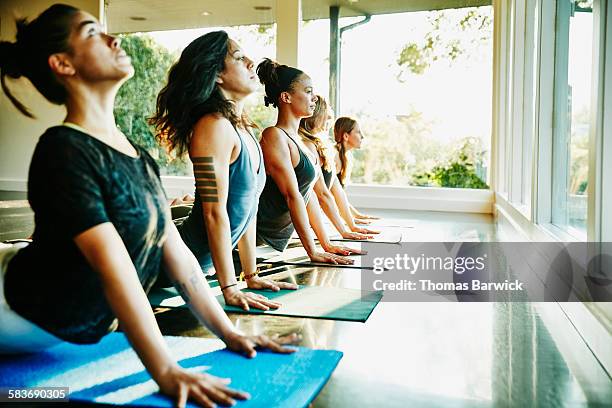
left=0, top=333, right=342, bottom=407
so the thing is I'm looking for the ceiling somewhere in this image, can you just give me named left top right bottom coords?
left=106, top=0, right=491, bottom=34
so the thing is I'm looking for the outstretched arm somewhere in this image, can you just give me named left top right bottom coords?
left=75, top=223, right=248, bottom=408
left=237, top=217, right=298, bottom=293
left=189, top=117, right=277, bottom=311
left=260, top=128, right=351, bottom=264
left=305, top=189, right=364, bottom=259
left=312, top=170, right=373, bottom=239
left=162, top=221, right=297, bottom=355
left=329, top=176, right=379, bottom=234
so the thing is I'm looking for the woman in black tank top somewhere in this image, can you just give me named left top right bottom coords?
left=255, top=59, right=363, bottom=264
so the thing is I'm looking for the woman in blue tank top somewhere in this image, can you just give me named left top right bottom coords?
left=255, top=59, right=363, bottom=263
left=151, top=32, right=296, bottom=311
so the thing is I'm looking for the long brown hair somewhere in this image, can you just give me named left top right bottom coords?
left=333, top=116, right=357, bottom=186
left=149, top=31, right=257, bottom=157
left=298, top=95, right=334, bottom=172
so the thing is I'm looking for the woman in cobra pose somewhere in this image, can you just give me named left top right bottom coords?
left=298, top=95, right=380, bottom=236
left=334, top=116, right=380, bottom=223
left=0, top=7, right=293, bottom=407
left=256, top=58, right=362, bottom=264
left=151, top=32, right=297, bottom=312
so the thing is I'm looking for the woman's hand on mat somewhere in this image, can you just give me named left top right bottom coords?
left=354, top=218, right=372, bottom=225
left=224, top=332, right=298, bottom=358
left=340, top=230, right=374, bottom=240
left=308, top=250, right=354, bottom=265
left=246, top=275, right=298, bottom=292
left=351, top=225, right=381, bottom=235
left=156, top=364, right=249, bottom=408
left=223, top=286, right=281, bottom=311
left=355, top=213, right=380, bottom=220
left=322, top=243, right=366, bottom=257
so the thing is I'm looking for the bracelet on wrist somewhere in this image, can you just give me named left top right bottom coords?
left=239, top=269, right=260, bottom=281
left=220, top=283, right=237, bottom=292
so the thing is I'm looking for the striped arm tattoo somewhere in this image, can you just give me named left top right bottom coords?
left=193, top=157, right=218, bottom=203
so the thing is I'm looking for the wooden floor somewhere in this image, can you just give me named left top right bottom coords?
left=1, top=201, right=611, bottom=407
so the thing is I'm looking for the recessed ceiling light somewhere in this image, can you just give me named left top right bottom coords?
left=129, top=16, right=146, bottom=21
left=254, top=6, right=272, bottom=11
left=201, top=11, right=211, bottom=16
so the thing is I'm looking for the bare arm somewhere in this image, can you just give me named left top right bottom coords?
left=260, top=127, right=317, bottom=256
left=260, top=128, right=354, bottom=264
left=189, top=117, right=279, bottom=311
left=305, top=192, right=363, bottom=258
left=312, top=170, right=372, bottom=240
left=75, top=223, right=247, bottom=407
left=333, top=147, right=379, bottom=221
left=329, top=176, right=379, bottom=234
left=237, top=218, right=298, bottom=292
left=162, top=221, right=297, bottom=354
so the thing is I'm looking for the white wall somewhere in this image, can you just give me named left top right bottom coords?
left=0, top=0, right=102, bottom=192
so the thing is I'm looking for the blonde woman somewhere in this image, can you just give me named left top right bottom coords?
left=298, top=97, right=378, bottom=235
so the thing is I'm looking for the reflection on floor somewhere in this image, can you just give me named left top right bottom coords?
left=1, top=202, right=610, bottom=406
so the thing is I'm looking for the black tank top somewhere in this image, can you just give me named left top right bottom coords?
left=257, top=127, right=317, bottom=251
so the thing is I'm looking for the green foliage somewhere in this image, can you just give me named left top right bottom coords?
left=349, top=110, right=440, bottom=185
left=114, top=34, right=190, bottom=175
left=396, top=6, right=492, bottom=78
left=396, top=43, right=430, bottom=75
left=411, top=138, right=488, bottom=189
left=244, top=93, right=277, bottom=139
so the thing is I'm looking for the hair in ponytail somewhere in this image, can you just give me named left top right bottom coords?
left=0, top=4, right=79, bottom=118
left=299, top=95, right=334, bottom=172
left=333, top=116, right=357, bottom=186
left=256, top=58, right=304, bottom=108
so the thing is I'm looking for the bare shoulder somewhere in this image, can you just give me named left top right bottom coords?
left=301, top=138, right=318, bottom=157
left=191, top=114, right=237, bottom=147
left=190, top=114, right=238, bottom=156
left=259, top=127, right=288, bottom=149
left=260, top=126, right=283, bottom=141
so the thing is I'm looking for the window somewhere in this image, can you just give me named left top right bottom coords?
left=300, top=6, right=493, bottom=189
left=552, top=0, right=593, bottom=236
left=343, top=7, right=493, bottom=189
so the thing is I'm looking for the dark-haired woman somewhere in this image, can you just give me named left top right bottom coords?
left=299, top=96, right=379, bottom=236
left=334, top=117, right=380, bottom=223
left=151, top=32, right=296, bottom=311
left=0, top=6, right=293, bottom=407
left=255, top=58, right=362, bottom=264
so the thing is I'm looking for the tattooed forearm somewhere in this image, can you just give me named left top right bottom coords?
left=193, top=156, right=218, bottom=203
left=176, top=282, right=191, bottom=303
left=173, top=272, right=203, bottom=304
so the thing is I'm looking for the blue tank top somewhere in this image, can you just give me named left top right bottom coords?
left=256, top=127, right=318, bottom=251
left=179, top=126, right=265, bottom=270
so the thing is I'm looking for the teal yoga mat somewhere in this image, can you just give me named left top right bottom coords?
left=0, top=333, right=342, bottom=407
left=149, top=285, right=382, bottom=322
